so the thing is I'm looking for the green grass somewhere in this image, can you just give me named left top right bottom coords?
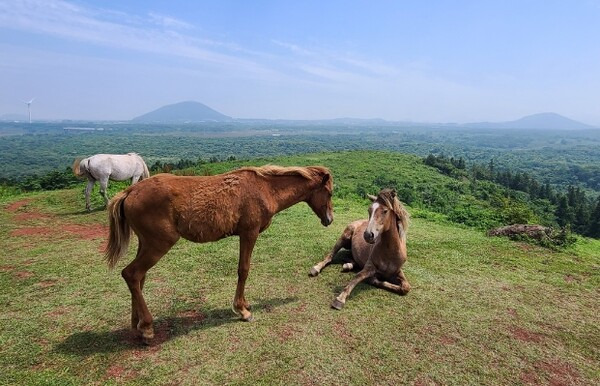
left=1, top=152, right=599, bottom=385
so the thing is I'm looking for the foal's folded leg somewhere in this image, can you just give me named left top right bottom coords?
left=331, top=266, right=376, bottom=310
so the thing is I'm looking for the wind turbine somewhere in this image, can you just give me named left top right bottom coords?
left=23, top=98, right=35, bottom=123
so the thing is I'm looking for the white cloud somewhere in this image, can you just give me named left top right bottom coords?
left=147, top=12, right=194, bottom=30
left=0, top=0, right=263, bottom=69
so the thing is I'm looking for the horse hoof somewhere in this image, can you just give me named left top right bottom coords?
left=142, top=336, right=153, bottom=345
left=331, top=299, right=345, bottom=310
left=243, top=315, right=255, bottom=322
left=140, top=330, right=154, bottom=345
left=309, top=267, right=320, bottom=277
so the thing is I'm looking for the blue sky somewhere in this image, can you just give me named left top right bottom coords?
left=1, top=0, right=599, bottom=123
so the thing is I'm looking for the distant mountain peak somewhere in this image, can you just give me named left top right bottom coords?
left=132, top=101, right=231, bottom=123
left=465, top=112, right=594, bottom=130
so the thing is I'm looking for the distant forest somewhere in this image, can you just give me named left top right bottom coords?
left=2, top=122, right=600, bottom=240
left=1, top=122, right=600, bottom=196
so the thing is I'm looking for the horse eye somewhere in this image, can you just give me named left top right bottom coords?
left=383, top=209, right=389, bottom=214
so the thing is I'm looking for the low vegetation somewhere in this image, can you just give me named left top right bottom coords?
left=1, top=151, right=598, bottom=384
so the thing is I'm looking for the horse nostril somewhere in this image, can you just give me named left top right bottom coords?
left=364, top=231, right=373, bottom=240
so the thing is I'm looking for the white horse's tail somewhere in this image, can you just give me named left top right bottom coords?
left=141, top=159, right=150, bottom=180
left=72, top=158, right=87, bottom=178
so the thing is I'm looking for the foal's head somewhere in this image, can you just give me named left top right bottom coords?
left=364, top=188, right=409, bottom=244
left=306, top=167, right=334, bottom=227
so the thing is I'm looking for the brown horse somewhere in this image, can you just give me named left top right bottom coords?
left=104, top=165, right=333, bottom=343
left=309, top=188, right=410, bottom=309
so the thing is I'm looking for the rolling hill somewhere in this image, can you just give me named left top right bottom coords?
left=464, top=112, right=595, bottom=130
left=132, top=101, right=231, bottom=123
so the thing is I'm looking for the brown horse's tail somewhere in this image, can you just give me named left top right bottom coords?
left=72, top=158, right=85, bottom=178
left=104, top=191, right=131, bottom=269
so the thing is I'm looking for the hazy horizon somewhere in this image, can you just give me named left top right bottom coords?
left=1, top=1, right=599, bottom=125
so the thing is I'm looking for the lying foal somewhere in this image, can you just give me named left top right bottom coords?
left=310, top=189, right=411, bottom=309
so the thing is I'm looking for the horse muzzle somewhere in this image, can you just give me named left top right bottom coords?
left=363, top=230, right=376, bottom=244
left=321, top=213, right=333, bottom=227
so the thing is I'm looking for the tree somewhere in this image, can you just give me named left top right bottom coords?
left=555, top=195, right=573, bottom=227
left=587, top=197, right=600, bottom=238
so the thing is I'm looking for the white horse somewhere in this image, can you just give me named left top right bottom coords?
left=72, top=153, right=150, bottom=211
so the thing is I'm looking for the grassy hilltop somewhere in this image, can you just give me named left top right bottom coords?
left=1, top=151, right=598, bottom=385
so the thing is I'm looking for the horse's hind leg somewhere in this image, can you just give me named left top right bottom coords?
left=85, top=179, right=95, bottom=211
left=233, top=230, right=259, bottom=322
left=309, top=224, right=354, bottom=277
left=397, top=269, right=411, bottom=294
left=368, top=270, right=411, bottom=295
left=99, top=177, right=110, bottom=207
left=121, top=238, right=175, bottom=343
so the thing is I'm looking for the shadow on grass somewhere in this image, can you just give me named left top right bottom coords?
left=54, top=296, right=298, bottom=356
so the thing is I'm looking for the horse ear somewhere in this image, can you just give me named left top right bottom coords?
left=367, top=194, right=377, bottom=202
left=390, top=189, right=397, bottom=198
left=321, top=172, right=330, bottom=185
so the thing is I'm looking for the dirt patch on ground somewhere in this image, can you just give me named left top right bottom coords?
left=439, top=335, right=457, bottom=345
left=511, top=327, right=544, bottom=343
left=105, top=364, right=138, bottom=382
left=274, top=324, right=300, bottom=343
left=46, top=306, right=75, bottom=318
left=520, top=368, right=540, bottom=385
left=36, top=279, right=58, bottom=288
left=10, top=224, right=108, bottom=240
left=10, top=227, right=55, bottom=237
left=14, top=271, right=34, bottom=279
left=521, top=359, right=581, bottom=385
left=5, top=199, right=32, bottom=212
left=538, top=360, right=580, bottom=385
left=0, top=265, right=15, bottom=272
left=333, top=319, right=355, bottom=343
left=62, top=224, right=108, bottom=240
left=293, top=302, right=307, bottom=313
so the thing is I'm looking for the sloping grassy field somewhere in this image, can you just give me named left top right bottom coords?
left=1, top=152, right=599, bottom=385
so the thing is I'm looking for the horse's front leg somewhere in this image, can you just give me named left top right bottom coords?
left=310, top=225, right=353, bottom=277
left=331, top=265, right=376, bottom=310
left=85, top=179, right=95, bottom=211
left=233, top=229, right=259, bottom=321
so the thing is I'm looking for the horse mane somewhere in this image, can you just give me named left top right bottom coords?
left=377, top=188, right=410, bottom=240
left=235, top=165, right=331, bottom=183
